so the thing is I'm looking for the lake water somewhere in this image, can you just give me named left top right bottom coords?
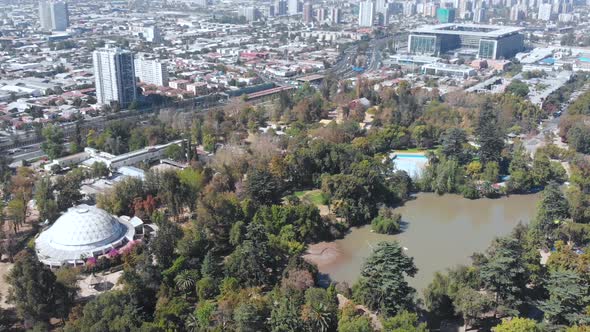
left=312, top=193, right=540, bottom=294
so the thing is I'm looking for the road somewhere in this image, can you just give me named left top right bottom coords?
left=523, top=84, right=590, bottom=154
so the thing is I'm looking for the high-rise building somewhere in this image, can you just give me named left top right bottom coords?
left=275, top=0, right=287, bottom=15
left=268, top=4, right=276, bottom=17
left=330, top=7, right=341, bottom=23
left=509, top=5, right=525, bottom=20
left=303, top=1, right=313, bottom=23
left=473, top=7, right=487, bottom=22
left=39, top=0, right=52, bottom=30
left=288, top=0, right=300, bottom=15
left=39, top=0, right=69, bottom=31
left=317, top=7, right=327, bottom=21
left=358, top=0, right=375, bottom=27
left=134, top=56, right=169, bottom=87
left=436, top=7, right=455, bottom=22
left=238, top=7, right=259, bottom=21
left=403, top=2, right=417, bottom=16
left=93, top=46, right=137, bottom=108
left=538, top=3, right=552, bottom=20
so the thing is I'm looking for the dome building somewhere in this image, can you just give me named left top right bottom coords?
left=35, top=204, right=135, bottom=267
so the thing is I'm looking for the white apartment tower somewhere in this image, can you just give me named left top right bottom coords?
left=39, top=0, right=69, bottom=31
left=358, top=0, right=375, bottom=27
left=134, top=56, right=169, bottom=87
left=538, top=3, right=552, bottom=20
left=288, top=0, right=300, bottom=15
left=93, top=46, right=137, bottom=108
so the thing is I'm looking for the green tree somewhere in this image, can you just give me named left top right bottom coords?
left=441, top=127, right=468, bottom=162
left=538, top=269, right=590, bottom=326
left=269, top=297, right=304, bottom=332
left=64, top=291, right=144, bottom=331
left=454, top=287, right=493, bottom=328
left=480, top=237, right=527, bottom=316
left=532, top=182, right=569, bottom=244
left=149, top=219, right=182, bottom=268
left=477, top=101, right=505, bottom=164
left=493, top=317, right=540, bottom=332
left=353, top=241, right=417, bottom=317
left=506, top=79, right=530, bottom=98
left=382, top=310, right=427, bottom=332
left=245, top=166, right=283, bottom=206
left=41, top=124, right=64, bottom=159
left=165, top=144, right=184, bottom=161
left=6, top=251, right=63, bottom=327
left=34, top=177, right=58, bottom=223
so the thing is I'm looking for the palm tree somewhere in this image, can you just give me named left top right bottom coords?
left=175, top=270, right=198, bottom=294
left=185, top=313, right=199, bottom=332
left=302, top=303, right=332, bottom=332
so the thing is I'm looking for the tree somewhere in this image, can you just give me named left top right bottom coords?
left=34, top=177, right=59, bottom=223
left=454, top=287, right=493, bottom=328
left=225, top=224, right=277, bottom=287
left=532, top=182, right=569, bottom=244
left=538, top=269, right=590, bottom=326
left=55, top=172, right=84, bottom=211
left=6, top=251, right=63, bottom=327
left=441, top=127, right=468, bottom=162
left=353, top=241, right=417, bottom=317
left=90, top=162, right=110, bottom=178
left=477, top=101, right=505, bottom=164
left=479, top=237, right=527, bottom=317
left=41, top=124, right=64, bottom=159
left=508, top=144, right=533, bottom=192
left=64, top=291, right=144, bottom=332
left=269, top=297, right=304, bottom=332
left=165, top=144, right=184, bottom=161
left=506, top=79, right=530, bottom=98
left=382, top=310, right=427, bottom=332
left=149, top=218, right=182, bottom=268
left=245, top=166, right=283, bottom=206
left=493, top=318, right=540, bottom=332
left=371, top=208, right=401, bottom=234
left=301, top=287, right=338, bottom=332
left=423, top=271, right=455, bottom=320
left=567, top=123, right=590, bottom=154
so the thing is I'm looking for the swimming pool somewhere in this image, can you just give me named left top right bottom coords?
left=392, top=154, right=428, bottom=177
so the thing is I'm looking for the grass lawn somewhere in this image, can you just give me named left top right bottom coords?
left=294, top=189, right=326, bottom=206
left=394, top=147, right=437, bottom=153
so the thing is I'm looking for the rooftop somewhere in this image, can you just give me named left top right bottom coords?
left=411, top=23, right=524, bottom=38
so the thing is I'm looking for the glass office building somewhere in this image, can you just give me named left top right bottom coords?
left=408, top=23, right=524, bottom=60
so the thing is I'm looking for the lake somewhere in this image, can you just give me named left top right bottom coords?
left=305, top=193, right=540, bottom=294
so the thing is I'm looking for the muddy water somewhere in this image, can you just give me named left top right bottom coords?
left=309, top=193, right=540, bottom=294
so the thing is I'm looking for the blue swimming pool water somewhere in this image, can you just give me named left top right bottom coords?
left=579, top=57, right=590, bottom=63
left=395, top=154, right=428, bottom=159
left=392, top=154, right=428, bottom=177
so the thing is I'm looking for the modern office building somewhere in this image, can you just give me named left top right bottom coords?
left=436, top=7, right=455, bottom=23
left=303, top=1, right=313, bottom=23
left=93, top=46, right=137, bottom=107
left=408, top=23, right=524, bottom=59
left=134, top=56, right=169, bottom=87
left=39, top=0, right=69, bottom=31
left=358, top=0, right=375, bottom=27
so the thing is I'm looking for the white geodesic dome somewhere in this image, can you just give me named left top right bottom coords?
left=35, top=204, right=135, bottom=267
